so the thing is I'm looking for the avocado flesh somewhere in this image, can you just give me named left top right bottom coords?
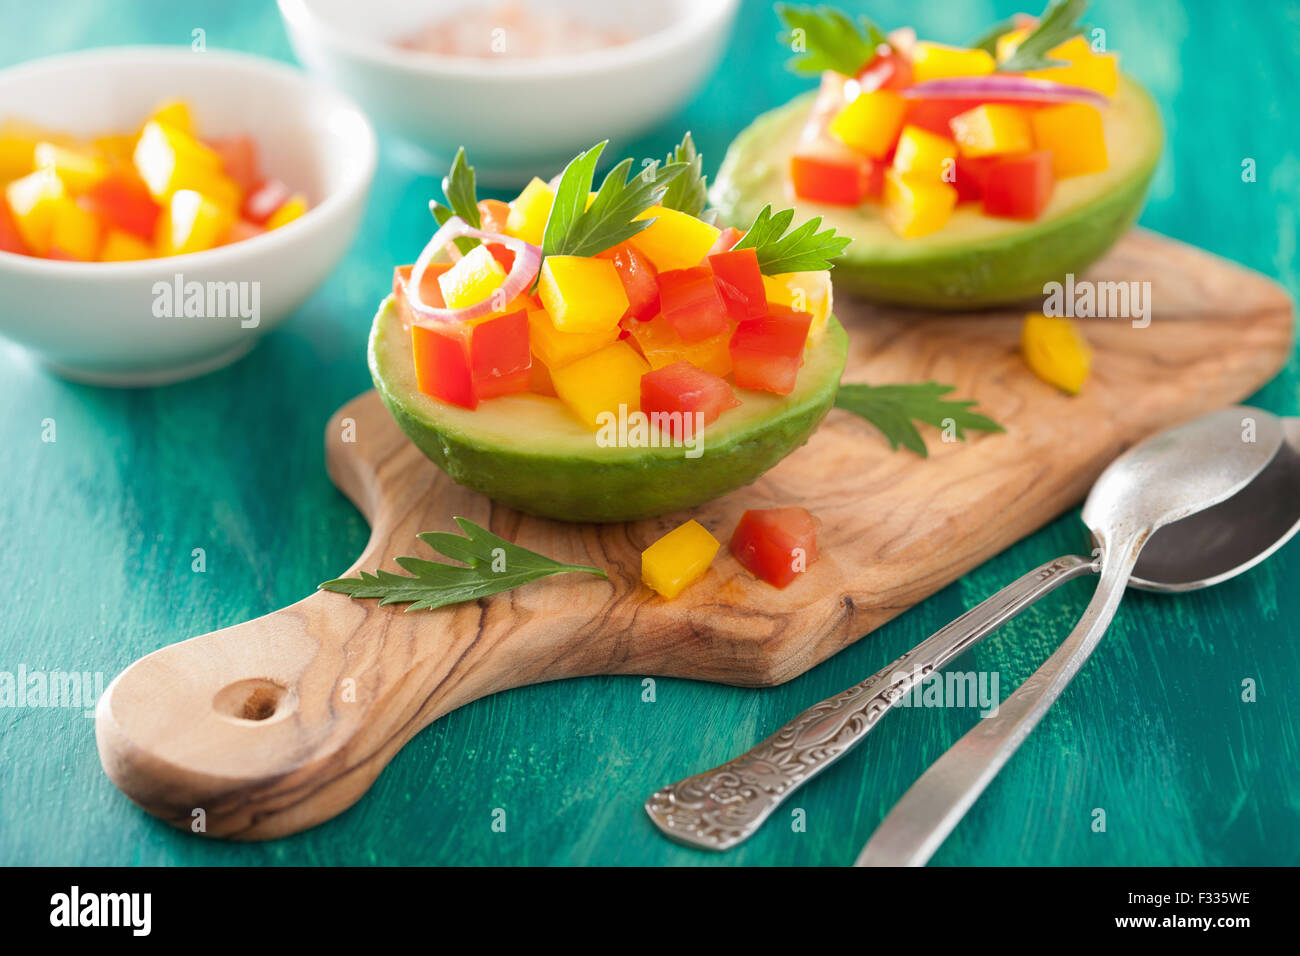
left=369, top=299, right=849, bottom=523
left=711, top=77, right=1164, bottom=309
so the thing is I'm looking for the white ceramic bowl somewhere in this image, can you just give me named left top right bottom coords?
left=0, top=47, right=376, bottom=386
left=278, top=0, right=738, bottom=186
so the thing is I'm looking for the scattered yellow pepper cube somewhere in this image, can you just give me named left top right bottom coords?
left=828, top=90, right=907, bottom=160
left=640, top=519, right=721, bottom=600
left=265, top=193, right=307, bottom=230
left=882, top=168, right=957, bottom=238
left=47, top=199, right=101, bottom=260
left=99, top=228, right=155, bottom=262
left=505, top=177, right=554, bottom=246
left=33, top=142, right=107, bottom=193
left=147, top=99, right=195, bottom=137
left=157, top=188, right=235, bottom=256
left=1024, top=37, right=1119, bottom=97
left=438, top=243, right=508, bottom=310
left=892, top=125, right=959, bottom=180
left=628, top=205, right=721, bottom=272
left=909, top=42, right=996, bottom=83
left=4, top=168, right=65, bottom=254
left=527, top=307, right=619, bottom=369
left=133, top=120, right=238, bottom=209
left=549, top=340, right=649, bottom=430
left=537, top=254, right=628, bottom=333
left=762, top=271, right=833, bottom=348
left=1021, top=312, right=1091, bottom=394
left=1030, top=103, right=1108, bottom=177
left=950, top=104, right=1034, bottom=158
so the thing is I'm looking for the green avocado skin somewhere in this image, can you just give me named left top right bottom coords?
left=713, top=84, right=1163, bottom=310
left=370, top=311, right=849, bottom=523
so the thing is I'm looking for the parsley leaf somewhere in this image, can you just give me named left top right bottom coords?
left=970, top=17, right=1019, bottom=56
left=834, top=383, right=1004, bottom=457
left=998, top=0, right=1089, bottom=73
left=776, top=3, right=889, bottom=77
left=320, top=517, right=607, bottom=612
left=732, top=204, right=851, bottom=274
left=658, top=131, right=708, bottom=218
left=430, top=147, right=480, bottom=254
left=542, top=141, right=687, bottom=259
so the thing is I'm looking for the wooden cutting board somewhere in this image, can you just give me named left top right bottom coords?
left=95, top=230, right=1293, bottom=840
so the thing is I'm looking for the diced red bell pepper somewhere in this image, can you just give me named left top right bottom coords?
left=242, top=178, right=292, bottom=225
left=658, top=265, right=729, bottom=342
left=729, top=306, right=812, bottom=395
left=983, top=150, right=1055, bottom=220
left=857, top=47, right=913, bottom=92
left=708, top=246, right=768, bottom=322
left=411, top=306, right=531, bottom=410
left=790, top=151, right=883, bottom=205
left=952, top=155, right=999, bottom=203
left=708, top=226, right=744, bottom=256
left=0, top=198, right=30, bottom=255
left=81, top=172, right=161, bottom=242
left=600, top=241, right=660, bottom=320
left=729, top=507, right=820, bottom=588
left=209, top=136, right=260, bottom=193
left=640, top=361, right=740, bottom=440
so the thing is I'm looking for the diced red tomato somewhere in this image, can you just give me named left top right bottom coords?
left=729, top=507, right=820, bottom=588
left=393, top=263, right=452, bottom=327
left=952, top=155, right=999, bottom=203
left=600, top=241, right=660, bottom=320
left=209, top=136, right=259, bottom=193
left=790, top=151, right=883, bottom=205
left=242, top=178, right=292, bottom=225
left=903, top=98, right=974, bottom=139
left=223, top=218, right=264, bottom=245
left=658, top=266, right=728, bottom=342
left=708, top=226, right=744, bottom=256
left=857, top=47, right=913, bottom=92
left=469, top=308, right=530, bottom=381
left=729, top=306, right=812, bottom=395
left=477, top=198, right=511, bottom=233
left=0, top=199, right=30, bottom=255
left=708, top=246, right=767, bottom=322
left=640, top=361, right=740, bottom=440
left=983, top=151, right=1055, bottom=220
left=412, top=322, right=476, bottom=408
left=81, top=172, right=161, bottom=242
left=411, top=307, right=531, bottom=410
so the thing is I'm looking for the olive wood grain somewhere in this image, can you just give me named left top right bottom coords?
left=95, top=230, right=1294, bottom=839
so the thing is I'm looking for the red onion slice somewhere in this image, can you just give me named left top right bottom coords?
left=903, top=76, right=1109, bottom=108
left=402, top=211, right=542, bottom=325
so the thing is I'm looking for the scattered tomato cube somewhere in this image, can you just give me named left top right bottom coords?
left=1030, top=103, right=1108, bottom=178
left=983, top=151, right=1055, bottom=220
left=659, top=266, right=729, bottom=342
left=538, top=255, right=628, bottom=333
left=828, top=90, right=907, bottom=160
left=909, top=42, right=996, bottom=83
left=1022, top=312, right=1090, bottom=394
left=550, top=340, right=649, bottom=429
left=949, top=104, right=1033, bottom=158
left=709, top=246, right=768, bottom=322
left=629, top=205, right=721, bottom=272
left=641, top=519, right=721, bottom=600
left=882, top=168, right=957, bottom=238
left=729, top=307, right=812, bottom=395
left=729, top=508, right=820, bottom=589
left=505, top=176, right=555, bottom=245
left=641, top=361, right=740, bottom=440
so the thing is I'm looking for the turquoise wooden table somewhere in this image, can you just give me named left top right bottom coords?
left=2, top=0, right=1297, bottom=866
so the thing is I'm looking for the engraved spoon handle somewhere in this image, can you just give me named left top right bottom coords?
left=645, top=555, right=1096, bottom=850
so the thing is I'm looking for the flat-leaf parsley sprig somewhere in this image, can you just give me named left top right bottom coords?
left=733, top=204, right=852, bottom=275
left=834, top=383, right=1004, bottom=457
left=775, top=3, right=891, bottom=77
left=996, top=0, right=1089, bottom=73
left=321, top=518, right=607, bottom=611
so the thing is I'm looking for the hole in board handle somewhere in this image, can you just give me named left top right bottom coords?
left=213, top=678, right=295, bottom=724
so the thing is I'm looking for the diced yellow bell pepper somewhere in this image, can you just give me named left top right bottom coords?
left=950, top=104, right=1034, bottom=158
left=761, top=271, right=833, bottom=348
left=1024, top=36, right=1119, bottom=97
left=892, top=125, right=959, bottom=180
left=0, top=119, right=62, bottom=182
left=882, top=168, right=957, bottom=238
left=527, top=307, right=619, bottom=369
left=100, top=228, right=155, bottom=262
left=133, top=120, right=238, bottom=209
left=438, top=243, right=508, bottom=310
left=47, top=199, right=101, bottom=260
left=828, top=90, right=907, bottom=160
left=627, top=319, right=732, bottom=378
left=628, top=206, right=721, bottom=272
left=1021, top=312, right=1091, bottom=394
left=909, top=42, right=996, bottom=83
left=640, top=519, right=721, bottom=600
left=505, top=177, right=554, bottom=245
left=147, top=99, right=195, bottom=138
left=996, top=26, right=1034, bottom=62
left=549, top=340, right=649, bottom=430
left=4, top=168, right=65, bottom=254
left=537, top=255, right=628, bottom=333
left=265, top=193, right=307, bottom=230
left=33, top=142, right=107, bottom=193
left=93, top=134, right=139, bottom=165
left=1030, top=103, right=1108, bottom=177
left=157, top=188, right=235, bottom=256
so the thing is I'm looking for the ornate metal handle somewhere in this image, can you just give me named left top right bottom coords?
left=645, top=555, right=1096, bottom=850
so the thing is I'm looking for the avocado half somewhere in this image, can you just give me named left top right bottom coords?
left=369, top=298, right=849, bottom=523
left=711, top=77, right=1164, bottom=309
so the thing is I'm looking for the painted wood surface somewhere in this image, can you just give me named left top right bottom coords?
left=3, top=0, right=1300, bottom=865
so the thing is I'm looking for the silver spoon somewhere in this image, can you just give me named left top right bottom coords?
left=645, top=407, right=1295, bottom=852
